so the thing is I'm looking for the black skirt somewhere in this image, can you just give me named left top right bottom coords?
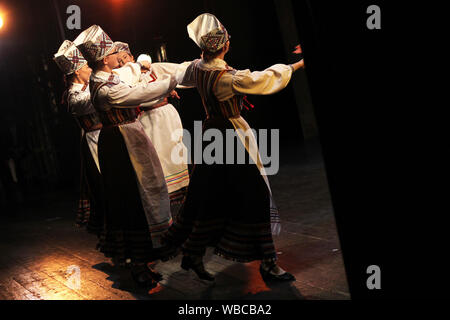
left=96, top=125, right=160, bottom=264
left=76, top=133, right=105, bottom=236
left=162, top=117, right=277, bottom=263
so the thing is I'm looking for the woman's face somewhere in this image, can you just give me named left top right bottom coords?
left=117, top=52, right=134, bottom=67
left=77, top=64, right=92, bottom=84
left=104, top=51, right=120, bottom=70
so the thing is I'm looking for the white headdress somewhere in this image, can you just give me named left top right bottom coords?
left=187, top=13, right=229, bottom=53
left=74, top=25, right=115, bottom=62
left=53, top=40, right=88, bottom=75
left=114, top=41, right=131, bottom=54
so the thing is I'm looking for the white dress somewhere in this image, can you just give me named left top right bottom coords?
left=91, top=69, right=178, bottom=247
left=114, top=62, right=191, bottom=194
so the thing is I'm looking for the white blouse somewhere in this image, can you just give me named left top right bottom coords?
left=91, top=69, right=177, bottom=110
left=67, top=82, right=95, bottom=116
left=176, top=58, right=293, bottom=101
left=112, top=62, right=192, bottom=107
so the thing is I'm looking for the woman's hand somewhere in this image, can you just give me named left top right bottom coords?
left=291, top=59, right=305, bottom=72
left=169, top=90, right=180, bottom=100
left=291, top=44, right=304, bottom=71
left=139, top=60, right=151, bottom=70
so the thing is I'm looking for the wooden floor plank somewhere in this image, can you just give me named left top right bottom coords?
left=0, top=156, right=350, bottom=300
left=0, top=279, right=41, bottom=300
left=19, top=252, right=126, bottom=300
left=10, top=264, right=85, bottom=300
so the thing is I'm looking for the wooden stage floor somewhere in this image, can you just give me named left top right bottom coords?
left=0, top=149, right=350, bottom=300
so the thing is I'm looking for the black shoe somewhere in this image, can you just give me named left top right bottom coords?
left=259, top=264, right=296, bottom=282
left=131, top=265, right=158, bottom=288
left=159, top=244, right=181, bottom=262
left=181, top=255, right=215, bottom=281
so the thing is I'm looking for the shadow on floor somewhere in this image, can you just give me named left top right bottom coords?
left=92, top=262, right=156, bottom=299
left=92, top=257, right=304, bottom=300
left=198, top=262, right=305, bottom=300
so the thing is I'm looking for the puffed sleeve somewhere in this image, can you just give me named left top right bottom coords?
left=153, top=61, right=195, bottom=89
left=105, top=74, right=178, bottom=107
left=112, top=62, right=142, bottom=86
left=175, top=60, right=199, bottom=88
left=231, top=64, right=293, bottom=95
left=151, top=62, right=186, bottom=77
left=68, top=91, right=95, bottom=116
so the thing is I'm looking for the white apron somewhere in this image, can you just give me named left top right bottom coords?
left=138, top=104, right=190, bottom=194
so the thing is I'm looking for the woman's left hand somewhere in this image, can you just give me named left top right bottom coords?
left=170, top=90, right=180, bottom=100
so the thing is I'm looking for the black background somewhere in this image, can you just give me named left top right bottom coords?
left=292, top=1, right=442, bottom=300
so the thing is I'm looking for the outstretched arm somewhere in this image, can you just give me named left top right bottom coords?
left=231, top=63, right=295, bottom=96
left=151, top=61, right=196, bottom=89
left=214, top=58, right=304, bottom=101
left=231, top=43, right=304, bottom=96
left=105, top=74, right=178, bottom=107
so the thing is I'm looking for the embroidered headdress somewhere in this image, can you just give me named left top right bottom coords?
left=187, top=13, right=229, bottom=53
left=74, top=25, right=116, bottom=62
left=53, top=40, right=88, bottom=75
left=114, top=41, right=131, bottom=55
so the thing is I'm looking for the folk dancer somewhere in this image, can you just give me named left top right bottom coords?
left=54, top=40, right=105, bottom=236
left=74, top=25, right=179, bottom=288
left=162, top=14, right=305, bottom=282
left=113, top=43, right=190, bottom=215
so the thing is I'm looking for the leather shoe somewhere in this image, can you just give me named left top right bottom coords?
left=131, top=265, right=158, bottom=288
left=181, top=255, right=215, bottom=281
left=259, top=264, right=296, bottom=282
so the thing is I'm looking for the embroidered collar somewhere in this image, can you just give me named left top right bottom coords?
left=93, top=70, right=113, bottom=81
left=199, top=58, right=231, bottom=70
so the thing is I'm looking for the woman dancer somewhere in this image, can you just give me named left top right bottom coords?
left=162, top=13, right=305, bottom=282
left=113, top=43, right=190, bottom=213
left=53, top=40, right=104, bottom=236
left=74, top=25, right=179, bottom=288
